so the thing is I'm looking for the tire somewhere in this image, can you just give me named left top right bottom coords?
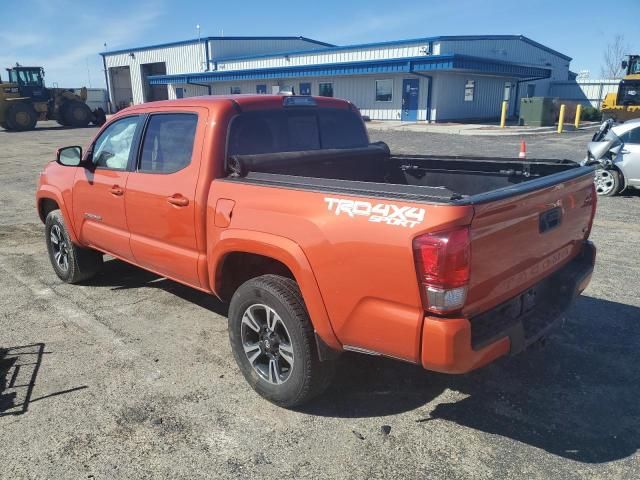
left=91, top=107, right=106, bottom=126
left=56, top=114, right=70, bottom=127
left=45, top=210, right=103, bottom=283
left=0, top=121, right=9, bottom=130
left=594, top=167, right=622, bottom=196
left=62, top=100, right=92, bottom=128
left=5, top=102, right=38, bottom=131
left=228, top=274, right=335, bottom=407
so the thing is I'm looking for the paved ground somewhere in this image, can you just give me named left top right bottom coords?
left=1, top=122, right=639, bottom=479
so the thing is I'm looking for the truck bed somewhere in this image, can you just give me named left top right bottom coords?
left=226, top=143, right=592, bottom=204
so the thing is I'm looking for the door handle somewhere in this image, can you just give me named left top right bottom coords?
left=110, top=185, right=124, bottom=196
left=167, top=194, right=189, bottom=207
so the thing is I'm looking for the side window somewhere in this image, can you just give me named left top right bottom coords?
left=92, top=116, right=141, bottom=170
left=620, top=127, right=640, bottom=145
left=139, top=113, right=198, bottom=173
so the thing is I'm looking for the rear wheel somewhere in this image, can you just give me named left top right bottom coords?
left=62, top=100, right=92, bottom=127
left=5, top=102, right=38, bottom=131
left=228, top=274, right=335, bottom=407
left=594, top=167, right=621, bottom=196
left=45, top=210, right=103, bottom=283
left=91, top=107, right=106, bottom=126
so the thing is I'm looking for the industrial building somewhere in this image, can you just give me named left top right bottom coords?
left=100, top=34, right=572, bottom=122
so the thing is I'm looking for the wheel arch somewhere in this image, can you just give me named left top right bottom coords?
left=209, top=229, right=341, bottom=351
left=36, top=187, right=80, bottom=244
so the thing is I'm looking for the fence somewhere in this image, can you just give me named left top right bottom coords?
left=549, top=79, right=620, bottom=109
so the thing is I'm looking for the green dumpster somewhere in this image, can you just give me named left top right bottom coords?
left=519, top=97, right=556, bottom=127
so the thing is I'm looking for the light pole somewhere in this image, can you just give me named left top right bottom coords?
left=196, top=24, right=206, bottom=71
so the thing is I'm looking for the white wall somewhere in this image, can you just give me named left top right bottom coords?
left=216, top=42, right=430, bottom=71
left=438, top=38, right=570, bottom=97
left=104, top=43, right=204, bottom=105
left=170, top=74, right=433, bottom=121
left=431, top=73, right=515, bottom=122
left=210, top=38, right=329, bottom=60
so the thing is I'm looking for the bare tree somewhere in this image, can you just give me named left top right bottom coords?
left=601, top=35, right=629, bottom=79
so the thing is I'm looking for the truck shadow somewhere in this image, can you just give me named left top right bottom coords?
left=86, top=258, right=228, bottom=317
left=303, top=295, right=640, bottom=464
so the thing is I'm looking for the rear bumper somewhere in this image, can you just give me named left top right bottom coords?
left=420, top=241, right=596, bottom=374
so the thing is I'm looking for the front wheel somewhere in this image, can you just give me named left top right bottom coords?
left=594, top=167, right=621, bottom=196
left=228, top=275, right=335, bottom=407
left=45, top=210, right=103, bottom=283
left=62, top=100, right=92, bottom=128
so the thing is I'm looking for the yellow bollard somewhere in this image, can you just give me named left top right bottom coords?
left=500, top=100, right=508, bottom=128
left=575, top=104, right=582, bottom=129
left=557, top=104, right=566, bottom=133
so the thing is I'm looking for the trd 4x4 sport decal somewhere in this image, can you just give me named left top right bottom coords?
left=324, top=197, right=425, bottom=228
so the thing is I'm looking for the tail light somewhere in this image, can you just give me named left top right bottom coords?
left=413, top=226, right=471, bottom=314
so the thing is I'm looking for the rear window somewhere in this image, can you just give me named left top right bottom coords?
left=227, top=108, right=368, bottom=156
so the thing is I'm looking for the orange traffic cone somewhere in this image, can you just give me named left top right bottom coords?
left=519, top=140, right=527, bottom=159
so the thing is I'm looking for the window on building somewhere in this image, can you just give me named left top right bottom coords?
left=139, top=114, right=198, bottom=173
left=256, top=84, right=267, bottom=94
left=526, top=84, right=536, bottom=98
left=375, top=79, right=393, bottom=102
left=318, top=83, right=333, bottom=97
left=230, top=86, right=241, bottom=94
left=464, top=80, right=475, bottom=102
left=299, top=82, right=312, bottom=96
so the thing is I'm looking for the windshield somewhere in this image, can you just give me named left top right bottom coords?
left=8, top=69, right=43, bottom=87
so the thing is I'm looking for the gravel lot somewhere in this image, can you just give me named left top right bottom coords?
left=1, top=121, right=639, bottom=479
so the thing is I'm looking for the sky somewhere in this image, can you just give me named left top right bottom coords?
left=1, top=0, right=638, bottom=88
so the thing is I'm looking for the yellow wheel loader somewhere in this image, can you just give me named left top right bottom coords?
left=601, top=55, right=640, bottom=122
left=0, top=65, right=106, bottom=131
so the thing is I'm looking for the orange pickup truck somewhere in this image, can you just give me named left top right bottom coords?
left=36, top=95, right=596, bottom=406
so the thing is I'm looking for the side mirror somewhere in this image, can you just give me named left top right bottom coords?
left=56, top=146, right=82, bottom=166
left=622, top=60, right=628, bottom=69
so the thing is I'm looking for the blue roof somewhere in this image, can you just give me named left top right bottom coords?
left=211, top=34, right=572, bottom=64
left=99, top=36, right=334, bottom=56
left=148, top=54, right=550, bottom=85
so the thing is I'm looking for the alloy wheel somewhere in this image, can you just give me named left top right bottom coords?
left=594, top=169, right=616, bottom=195
left=240, top=304, right=295, bottom=385
left=50, top=224, right=69, bottom=271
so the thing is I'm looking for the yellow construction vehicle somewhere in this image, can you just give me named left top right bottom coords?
left=0, top=65, right=106, bottom=131
left=601, top=55, right=640, bottom=122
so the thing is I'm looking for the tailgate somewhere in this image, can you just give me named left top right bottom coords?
left=464, top=171, right=595, bottom=317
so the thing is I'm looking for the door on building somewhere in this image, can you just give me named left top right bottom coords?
left=256, top=84, right=267, bottom=94
left=402, top=79, right=419, bottom=121
left=141, top=62, right=169, bottom=102
left=109, top=66, right=133, bottom=111
left=299, top=83, right=312, bottom=96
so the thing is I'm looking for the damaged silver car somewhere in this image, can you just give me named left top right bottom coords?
left=584, top=119, right=640, bottom=196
